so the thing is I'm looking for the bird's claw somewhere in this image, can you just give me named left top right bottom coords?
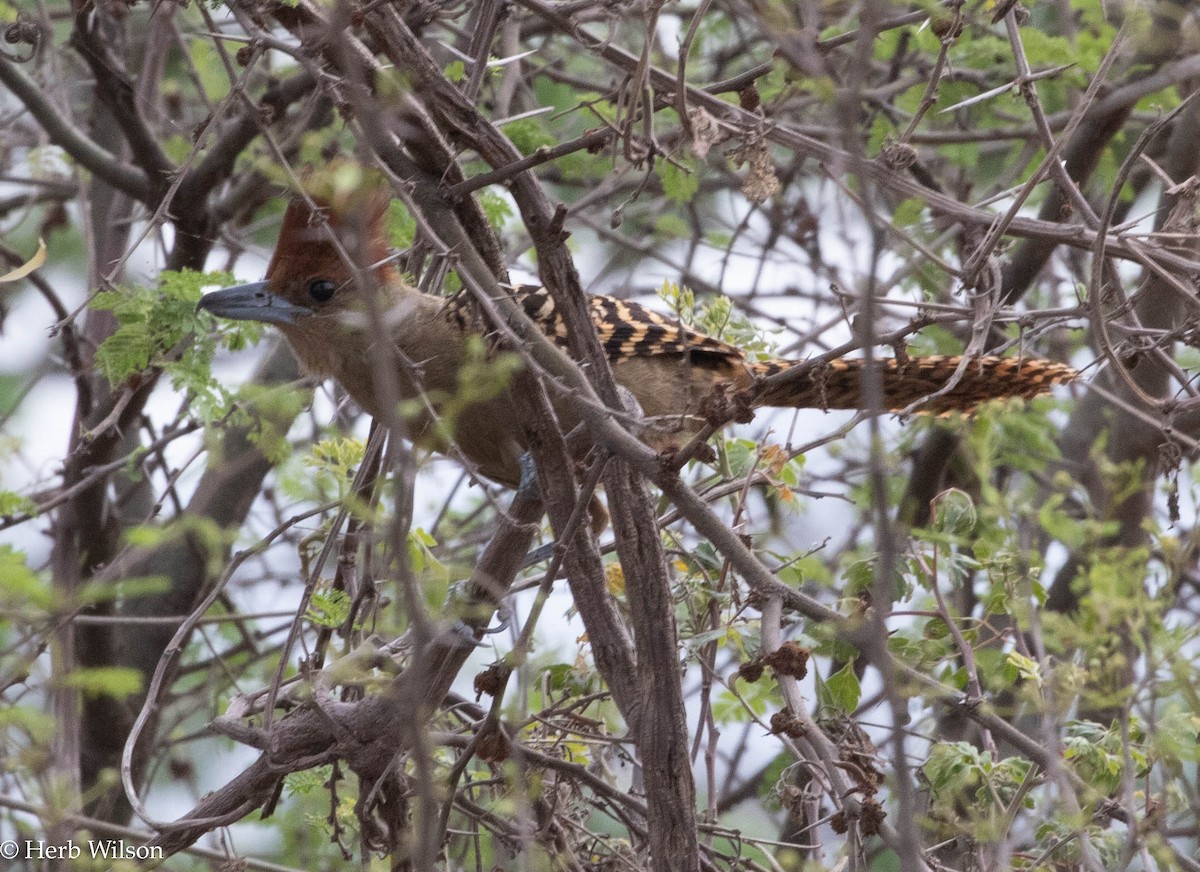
left=480, top=602, right=513, bottom=635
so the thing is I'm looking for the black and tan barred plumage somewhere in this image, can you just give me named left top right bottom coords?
left=748, top=355, right=1078, bottom=414
left=466, top=284, right=1077, bottom=416
left=508, top=284, right=742, bottom=361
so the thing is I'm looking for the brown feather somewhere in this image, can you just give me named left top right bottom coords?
left=203, top=196, right=1078, bottom=486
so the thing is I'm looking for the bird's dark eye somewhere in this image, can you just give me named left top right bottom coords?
left=308, top=279, right=337, bottom=303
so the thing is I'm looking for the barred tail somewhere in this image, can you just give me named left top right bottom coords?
left=749, top=355, right=1077, bottom=414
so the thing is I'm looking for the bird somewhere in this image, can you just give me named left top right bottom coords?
left=197, top=190, right=1077, bottom=489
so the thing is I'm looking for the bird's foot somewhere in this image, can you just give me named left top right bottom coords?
left=445, top=619, right=486, bottom=648
left=445, top=601, right=513, bottom=646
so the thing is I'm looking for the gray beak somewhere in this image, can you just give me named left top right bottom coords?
left=196, top=281, right=311, bottom=326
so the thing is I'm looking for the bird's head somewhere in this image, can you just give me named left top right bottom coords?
left=198, top=176, right=396, bottom=332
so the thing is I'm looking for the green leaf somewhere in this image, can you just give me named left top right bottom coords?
left=386, top=201, right=417, bottom=249
left=724, top=438, right=756, bottom=477
left=844, top=558, right=875, bottom=596
left=162, top=133, right=194, bottom=164
left=931, top=488, right=977, bottom=536
left=305, top=437, right=366, bottom=479
left=504, top=117, right=555, bottom=156
left=893, top=196, right=925, bottom=227
left=95, top=269, right=243, bottom=424
left=0, top=704, right=55, bottom=737
left=285, top=765, right=332, bottom=797
left=478, top=190, right=514, bottom=231
left=657, top=159, right=700, bottom=206
left=306, top=589, right=351, bottom=629
left=1004, top=651, right=1042, bottom=688
left=236, top=381, right=307, bottom=465
left=0, top=545, right=51, bottom=611
left=409, top=528, right=449, bottom=594
left=62, top=667, right=143, bottom=699
left=653, top=213, right=691, bottom=239
left=542, top=663, right=576, bottom=692
left=923, top=741, right=984, bottom=793
left=0, top=490, right=34, bottom=519
left=823, top=662, right=861, bottom=714
left=189, top=38, right=231, bottom=103
left=78, top=575, right=170, bottom=607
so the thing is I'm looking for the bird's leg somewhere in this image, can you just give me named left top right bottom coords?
left=516, top=450, right=559, bottom=568
left=521, top=452, right=611, bottom=569
left=521, top=541, right=557, bottom=569
left=517, top=450, right=541, bottom=499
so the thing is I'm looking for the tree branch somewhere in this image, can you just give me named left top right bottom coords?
left=0, top=55, right=150, bottom=202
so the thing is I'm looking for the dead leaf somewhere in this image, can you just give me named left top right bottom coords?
left=0, top=239, right=47, bottom=283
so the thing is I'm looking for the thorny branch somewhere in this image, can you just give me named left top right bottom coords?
left=5, top=1, right=1200, bottom=870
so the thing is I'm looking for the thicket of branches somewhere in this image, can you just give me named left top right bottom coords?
left=2, top=0, right=1200, bottom=869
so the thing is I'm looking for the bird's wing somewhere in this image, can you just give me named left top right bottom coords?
left=510, top=285, right=744, bottom=364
